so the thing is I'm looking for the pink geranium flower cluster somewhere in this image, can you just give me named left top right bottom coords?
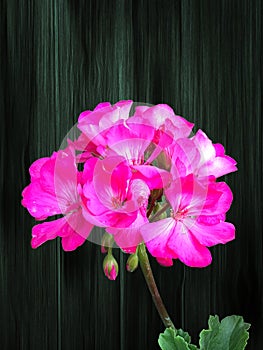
left=22, top=101, right=237, bottom=268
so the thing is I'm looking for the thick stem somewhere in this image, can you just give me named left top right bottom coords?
left=138, top=244, right=175, bottom=329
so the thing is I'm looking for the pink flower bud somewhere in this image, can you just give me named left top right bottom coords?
left=103, top=254, right=119, bottom=280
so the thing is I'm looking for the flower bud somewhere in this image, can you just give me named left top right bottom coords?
left=103, top=253, right=119, bottom=280
left=126, top=253, right=139, bottom=272
left=101, top=232, right=114, bottom=254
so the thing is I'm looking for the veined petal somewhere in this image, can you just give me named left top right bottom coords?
left=92, top=156, right=131, bottom=209
left=165, top=176, right=233, bottom=218
left=187, top=181, right=233, bottom=216
left=40, top=149, right=79, bottom=213
left=106, top=138, right=151, bottom=164
left=82, top=181, right=110, bottom=216
left=131, top=165, right=171, bottom=189
left=107, top=210, right=148, bottom=252
left=22, top=181, right=61, bottom=220
left=170, top=138, right=200, bottom=178
left=31, top=217, right=66, bottom=248
left=82, top=157, right=98, bottom=183
left=184, top=218, right=235, bottom=247
left=31, top=210, right=93, bottom=251
left=133, top=105, right=150, bottom=116
left=167, top=221, right=212, bottom=267
left=113, top=100, right=133, bottom=119
left=196, top=213, right=226, bottom=225
left=61, top=231, right=86, bottom=251
left=192, top=129, right=216, bottom=163
left=142, top=104, right=193, bottom=138
left=63, top=210, right=94, bottom=242
left=198, top=156, right=238, bottom=178
left=29, top=156, right=50, bottom=181
left=141, top=218, right=177, bottom=258
left=165, top=174, right=204, bottom=213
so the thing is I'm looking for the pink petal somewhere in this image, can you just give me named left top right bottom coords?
left=22, top=181, right=61, bottom=220
left=165, top=176, right=233, bottom=218
left=126, top=179, right=150, bottom=210
left=131, top=165, right=172, bottom=189
left=83, top=181, right=110, bottom=216
left=82, top=196, right=138, bottom=229
left=184, top=218, right=235, bottom=247
left=79, top=104, right=113, bottom=124
left=214, top=143, right=225, bottom=156
left=198, top=156, right=237, bottom=178
left=141, top=218, right=177, bottom=258
left=156, top=257, right=174, bottom=266
left=107, top=210, right=148, bottom=252
left=106, top=138, right=151, bottom=164
left=31, top=210, right=93, bottom=251
left=189, top=181, right=233, bottom=216
left=82, top=157, right=98, bottom=183
left=61, top=232, right=87, bottom=251
left=133, top=105, right=150, bottom=116
left=39, top=149, right=79, bottom=214
left=92, top=156, right=131, bottom=210
left=192, top=129, right=216, bottom=163
left=29, top=157, right=50, bottom=181
left=31, top=217, right=66, bottom=248
left=78, top=101, right=133, bottom=147
left=167, top=221, right=212, bottom=267
left=94, top=102, right=111, bottom=110
left=165, top=174, right=205, bottom=214
left=170, top=138, right=201, bottom=178
left=114, top=100, right=133, bottom=119
left=197, top=213, right=226, bottom=225
left=64, top=210, right=94, bottom=242
left=142, top=104, right=193, bottom=137
left=69, top=132, right=98, bottom=160
left=53, top=150, right=79, bottom=208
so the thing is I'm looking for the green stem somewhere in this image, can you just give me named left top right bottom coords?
left=138, top=244, right=175, bottom=329
left=150, top=202, right=170, bottom=222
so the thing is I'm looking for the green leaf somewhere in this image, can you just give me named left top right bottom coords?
left=199, top=315, right=250, bottom=350
left=158, top=328, right=199, bottom=350
left=188, top=345, right=198, bottom=350
left=176, top=329, right=191, bottom=343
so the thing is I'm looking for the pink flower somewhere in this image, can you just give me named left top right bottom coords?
left=81, top=155, right=150, bottom=229
left=98, top=119, right=155, bottom=163
left=21, top=148, right=93, bottom=251
left=133, top=104, right=194, bottom=140
left=76, top=100, right=133, bottom=159
left=131, top=104, right=194, bottom=163
left=22, top=100, right=237, bottom=270
left=140, top=175, right=235, bottom=267
left=169, top=130, right=237, bottom=179
left=191, top=130, right=237, bottom=178
left=96, top=119, right=172, bottom=190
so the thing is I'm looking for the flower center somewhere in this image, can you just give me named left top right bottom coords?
left=170, top=208, right=188, bottom=221
left=111, top=197, right=124, bottom=209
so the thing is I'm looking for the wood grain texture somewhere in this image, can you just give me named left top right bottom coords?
left=1, top=0, right=262, bottom=349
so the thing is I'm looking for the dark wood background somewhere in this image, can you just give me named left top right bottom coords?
left=1, top=0, right=262, bottom=349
